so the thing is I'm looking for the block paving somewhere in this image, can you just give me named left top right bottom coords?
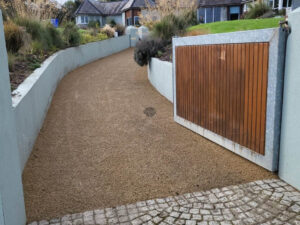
left=28, top=179, right=300, bottom=225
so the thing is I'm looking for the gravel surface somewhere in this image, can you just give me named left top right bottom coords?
left=23, top=48, right=277, bottom=222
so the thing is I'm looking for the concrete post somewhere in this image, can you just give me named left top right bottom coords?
left=279, top=8, right=300, bottom=190
left=125, top=26, right=138, bottom=47
left=0, top=10, right=26, bottom=225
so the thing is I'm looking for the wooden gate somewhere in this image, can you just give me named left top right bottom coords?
left=175, top=43, right=269, bottom=155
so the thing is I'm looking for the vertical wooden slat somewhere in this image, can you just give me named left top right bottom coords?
left=251, top=44, right=259, bottom=150
left=240, top=44, right=246, bottom=146
left=259, top=43, right=269, bottom=155
left=256, top=43, right=264, bottom=154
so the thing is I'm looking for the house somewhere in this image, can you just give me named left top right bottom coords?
left=74, top=0, right=155, bottom=27
left=122, top=0, right=155, bottom=26
left=245, top=0, right=296, bottom=11
left=197, top=0, right=245, bottom=23
left=74, top=0, right=127, bottom=27
left=268, top=0, right=293, bottom=10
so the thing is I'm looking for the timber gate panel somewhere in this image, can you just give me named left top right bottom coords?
left=175, top=43, right=269, bottom=155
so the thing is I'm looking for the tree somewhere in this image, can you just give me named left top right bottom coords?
left=57, top=0, right=82, bottom=23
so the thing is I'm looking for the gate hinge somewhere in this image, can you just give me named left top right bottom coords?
left=280, top=20, right=291, bottom=34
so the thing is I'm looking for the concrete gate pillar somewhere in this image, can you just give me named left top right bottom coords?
left=279, top=8, right=300, bottom=190
left=0, top=10, right=26, bottom=225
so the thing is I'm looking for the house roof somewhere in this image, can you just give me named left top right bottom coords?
left=75, top=0, right=128, bottom=16
left=198, top=0, right=243, bottom=7
left=122, top=0, right=155, bottom=12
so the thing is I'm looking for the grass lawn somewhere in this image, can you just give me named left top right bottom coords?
left=187, top=18, right=283, bottom=35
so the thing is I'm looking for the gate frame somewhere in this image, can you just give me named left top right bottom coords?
left=172, top=28, right=287, bottom=171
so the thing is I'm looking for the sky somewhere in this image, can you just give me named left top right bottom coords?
left=56, top=0, right=74, bottom=5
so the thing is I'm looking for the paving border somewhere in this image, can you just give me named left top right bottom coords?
left=28, top=179, right=300, bottom=225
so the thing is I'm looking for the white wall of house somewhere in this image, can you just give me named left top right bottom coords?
left=220, top=7, right=228, bottom=21
left=76, top=14, right=124, bottom=27
left=122, top=12, right=126, bottom=26
left=76, top=15, right=103, bottom=26
left=104, top=15, right=123, bottom=25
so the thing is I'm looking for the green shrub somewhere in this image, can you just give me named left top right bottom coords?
left=181, top=10, right=198, bottom=27
left=46, top=23, right=64, bottom=49
left=16, top=18, right=44, bottom=41
left=108, top=19, right=116, bottom=27
left=245, top=2, right=272, bottom=19
left=7, top=52, right=16, bottom=71
left=96, top=32, right=108, bottom=41
left=115, top=24, right=125, bottom=36
left=80, top=32, right=108, bottom=44
left=32, top=41, right=44, bottom=54
left=153, top=14, right=186, bottom=42
left=63, top=22, right=81, bottom=46
left=88, top=20, right=100, bottom=28
left=4, top=21, right=24, bottom=53
left=134, top=38, right=165, bottom=66
left=15, top=18, right=52, bottom=51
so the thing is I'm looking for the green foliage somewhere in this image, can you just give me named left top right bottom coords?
left=4, top=21, right=24, bottom=53
left=63, top=22, right=81, bottom=46
left=16, top=18, right=44, bottom=41
left=27, top=56, right=42, bottom=70
left=188, top=18, right=283, bottom=34
left=153, top=14, right=186, bottom=42
left=8, top=52, right=16, bottom=71
left=88, top=20, right=100, bottom=28
left=46, top=23, right=65, bottom=49
left=80, top=32, right=108, bottom=44
left=181, top=10, right=198, bottom=27
left=15, top=18, right=65, bottom=52
left=31, top=41, right=44, bottom=54
left=61, top=0, right=77, bottom=22
left=134, top=38, right=165, bottom=66
left=115, top=24, right=125, bottom=36
left=245, top=2, right=272, bottom=19
left=108, top=19, right=116, bottom=27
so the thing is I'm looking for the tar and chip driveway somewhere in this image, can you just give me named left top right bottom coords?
left=23, top=49, right=283, bottom=222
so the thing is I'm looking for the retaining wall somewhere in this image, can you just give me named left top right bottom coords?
left=279, top=8, right=300, bottom=190
left=147, top=58, right=173, bottom=103
left=0, top=10, right=26, bottom=225
left=12, top=35, right=131, bottom=171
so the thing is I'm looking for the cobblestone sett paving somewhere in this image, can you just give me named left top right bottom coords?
left=28, top=179, right=300, bottom=225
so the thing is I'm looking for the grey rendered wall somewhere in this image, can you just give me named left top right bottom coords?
left=292, top=0, right=300, bottom=10
left=148, top=58, right=173, bottom=103
left=0, top=10, right=26, bottom=225
left=12, top=35, right=131, bottom=171
left=0, top=194, right=4, bottom=225
left=279, top=8, right=300, bottom=190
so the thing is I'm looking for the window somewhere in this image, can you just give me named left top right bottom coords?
left=126, top=18, right=132, bottom=26
left=134, top=16, right=140, bottom=26
left=270, top=0, right=292, bottom=9
left=81, top=16, right=84, bottom=23
left=229, top=6, right=240, bottom=20
left=85, top=16, right=89, bottom=24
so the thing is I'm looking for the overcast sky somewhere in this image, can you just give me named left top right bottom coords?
left=56, top=0, right=74, bottom=5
